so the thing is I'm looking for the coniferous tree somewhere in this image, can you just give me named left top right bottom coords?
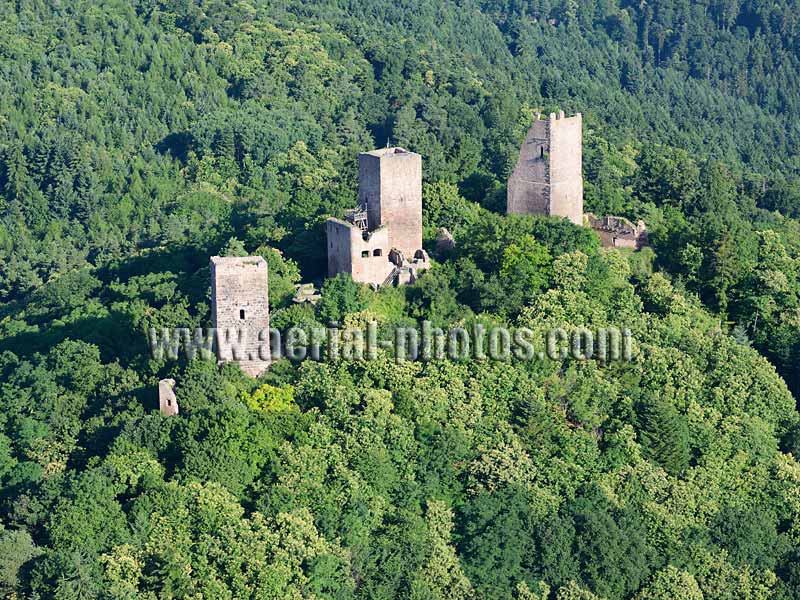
left=636, top=398, right=691, bottom=476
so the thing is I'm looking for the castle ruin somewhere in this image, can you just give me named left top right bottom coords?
left=210, top=255, right=270, bottom=377
left=507, top=111, right=583, bottom=225
left=158, top=378, right=179, bottom=416
left=327, top=147, right=429, bottom=287
left=586, top=213, right=648, bottom=249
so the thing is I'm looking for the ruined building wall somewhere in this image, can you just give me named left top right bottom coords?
left=210, top=256, right=270, bottom=377
left=586, top=213, right=648, bottom=250
left=507, top=112, right=583, bottom=226
left=158, top=378, right=178, bottom=416
left=548, top=113, right=583, bottom=225
left=358, top=148, right=423, bottom=257
left=326, top=147, right=426, bottom=288
left=326, top=219, right=354, bottom=278
left=507, top=118, right=550, bottom=216
left=326, top=218, right=394, bottom=287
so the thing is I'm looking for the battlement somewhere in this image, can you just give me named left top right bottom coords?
left=529, top=110, right=581, bottom=121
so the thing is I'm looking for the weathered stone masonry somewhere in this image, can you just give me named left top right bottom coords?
left=327, top=218, right=394, bottom=285
left=210, top=255, right=270, bottom=377
left=586, top=213, right=648, bottom=249
left=327, top=147, right=428, bottom=287
left=158, top=378, right=179, bottom=416
left=507, top=111, right=583, bottom=226
left=359, top=147, right=423, bottom=257
left=507, top=111, right=648, bottom=249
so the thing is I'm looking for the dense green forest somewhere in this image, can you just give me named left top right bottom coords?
left=2, top=0, right=800, bottom=597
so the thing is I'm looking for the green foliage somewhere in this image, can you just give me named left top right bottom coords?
left=242, top=383, right=296, bottom=413
left=1, top=0, right=800, bottom=597
left=570, top=489, right=655, bottom=598
left=636, top=398, right=691, bottom=476
left=254, top=245, right=302, bottom=309
left=220, top=237, right=248, bottom=257
left=459, top=485, right=539, bottom=596
left=500, top=235, right=553, bottom=294
left=317, top=273, right=367, bottom=325
left=2, top=235, right=800, bottom=597
left=423, top=181, right=480, bottom=234
left=634, top=566, right=703, bottom=600
left=0, top=527, right=41, bottom=596
left=712, top=505, right=782, bottom=571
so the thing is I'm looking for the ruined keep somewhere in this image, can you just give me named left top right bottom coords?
left=327, top=147, right=428, bottom=287
left=210, top=255, right=270, bottom=377
left=507, top=111, right=583, bottom=225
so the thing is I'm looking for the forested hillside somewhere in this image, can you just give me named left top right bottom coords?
left=2, top=0, right=800, bottom=598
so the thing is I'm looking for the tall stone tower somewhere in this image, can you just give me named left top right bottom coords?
left=507, top=111, right=583, bottom=226
left=210, top=256, right=270, bottom=377
left=358, top=147, right=422, bottom=258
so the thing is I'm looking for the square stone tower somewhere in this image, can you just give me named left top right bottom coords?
left=507, top=111, right=583, bottom=226
left=358, top=147, right=423, bottom=258
left=210, top=256, right=270, bottom=377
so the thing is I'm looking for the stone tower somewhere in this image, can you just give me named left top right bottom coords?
left=326, top=147, right=428, bottom=287
left=158, top=378, right=179, bottom=416
left=210, top=256, right=270, bottom=377
left=358, top=147, right=423, bottom=258
left=507, top=111, right=583, bottom=226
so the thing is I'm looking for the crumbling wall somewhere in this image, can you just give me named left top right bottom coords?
left=158, top=378, right=178, bottom=416
left=326, top=218, right=355, bottom=278
left=327, top=147, right=427, bottom=288
left=435, top=227, right=455, bottom=256
left=326, top=218, right=395, bottom=287
left=586, top=213, right=648, bottom=249
left=507, top=117, right=550, bottom=216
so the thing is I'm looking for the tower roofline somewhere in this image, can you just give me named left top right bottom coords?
left=532, top=111, right=582, bottom=121
left=210, top=255, right=267, bottom=267
left=360, top=147, right=418, bottom=158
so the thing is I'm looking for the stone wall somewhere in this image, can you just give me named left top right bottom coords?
left=358, top=148, right=422, bottom=257
left=210, top=256, right=270, bottom=377
left=326, top=147, right=425, bottom=288
left=507, top=117, right=551, bottom=215
left=326, top=218, right=395, bottom=287
left=586, top=213, right=648, bottom=249
left=326, top=219, right=354, bottom=278
left=548, top=112, right=583, bottom=224
left=158, top=378, right=178, bottom=416
left=507, top=112, right=583, bottom=226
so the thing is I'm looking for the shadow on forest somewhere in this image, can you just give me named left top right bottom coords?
left=155, top=131, right=193, bottom=163
left=98, top=242, right=213, bottom=285
left=2, top=243, right=217, bottom=363
left=68, top=383, right=158, bottom=472
left=0, top=312, right=144, bottom=364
